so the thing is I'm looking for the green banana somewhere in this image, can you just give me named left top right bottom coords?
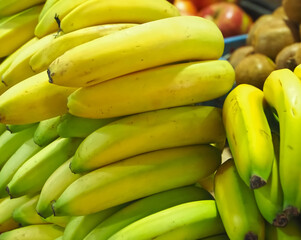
left=0, top=123, right=6, bottom=135
left=57, top=113, right=119, bottom=138
left=33, top=115, right=61, bottom=147
left=223, top=84, right=274, bottom=189
left=6, top=123, right=37, bottom=133
left=0, top=224, right=64, bottom=240
left=0, top=137, right=42, bottom=197
left=52, top=144, right=221, bottom=216
left=84, top=185, right=214, bottom=240
left=68, top=60, right=235, bottom=119
left=202, top=234, right=230, bottom=240
left=0, top=125, right=37, bottom=168
left=108, top=200, right=221, bottom=240
left=0, top=0, right=45, bottom=17
left=266, top=217, right=301, bottom=239
left=263, top=68, right=301, bottom=217
left=47, top=16, right=224, bottom=87
left=6, top=137, right=82, bottom=198
left=36, top=157, right=82, bottom=218
left=214, top=159, right=265, bottom=240
left=60, top=0, right=180, bottom=33
left=70, top=105, right=225, bottom=173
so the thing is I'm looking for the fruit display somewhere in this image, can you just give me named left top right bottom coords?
left=0, top=0, right=301, bottom=239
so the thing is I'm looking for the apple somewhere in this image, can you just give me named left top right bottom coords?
left=173, top=0, right=198, bottom=16
left=198, top=2, right=253, bottom=38
left=190, top=0, right=239, bottom=11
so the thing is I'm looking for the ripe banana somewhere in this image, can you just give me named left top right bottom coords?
left=0, top=137, right=42, bottom=198
left=0, top=125, right=37, bottom=168
left=263, top=68, right=301, bottom=217
left=57, top=113, right=119, bottom=138
left=39, top=0, right=60, bottom=21
left=85, top=186, right=213, bottom=240
left=223, top=84, right=274, bottom=189
left=47, top=16, right=224, bottom=87
left=0, top=5, right=42, bottom=58
left=214, top=159, right=265, bottom=240
left=6, top=123, right=37, bottom=133
left=0, top=71, right=77, bottom=125
left=108, top=200, right=221, bottom=240
left=52, top=144, right=221, bottom=216
left=0, top=0, right=45, bottom=17
left=30, top=24, right=136, bottom=72
left=68, top=60, right=235, bottom=119
left=36, top=157, right=82, bottom=218
left=60, top=0, right=180, bottom=33
left=0, top=224, right=64, bottom=240
left=294, top=63, right=301, bottom=79
left=70, top=105, right=225, bottom=173
left=33, top=115, right=61, bottom=147
left=6, top=137, right=82, bottom=198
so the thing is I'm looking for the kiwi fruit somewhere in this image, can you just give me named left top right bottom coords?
left=275, top=42, right=301, bottom=70
left=283, top=0, right=301, bottom=23
left=235, top=53, right=276, bottom=90
left=229, top=45, right=255, bottom=68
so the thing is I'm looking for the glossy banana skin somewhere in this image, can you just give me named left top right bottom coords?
left=0, top=0, right=45, bottom=17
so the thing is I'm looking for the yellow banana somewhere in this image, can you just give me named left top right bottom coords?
left=36, top=157, right=82, bottom=218
left=47, top=16, right=224, bottom=87
left=52, top=144, right=221, bottom=216
left=0, top=5, right=42, bottom=58
left=6, top=137, right=82, bottom=198
left=84, top=185, right=213, bottom=240
left=0, top=71, right=77, bottom=125
left=68, top=60, right=234, bottom=119
left=30, top=24, right=136, bottom=72
left=0, top=224, right=64, bottom=240
left=0, top=0, right=45, bottom=17
left=263, top=69, right=301, bottom=218
left=60, top=0, right=180, bottom=33
left=294, top=63, right=301, bottom=79
left=214, top=159, right=265, bottom=240
left=223, top=84, right=274, bottom=189
left=70, top=105, right=225, bottom=173
left=0, top=137, right=42, bottom=198
left=39, top=0, right=60, bottom=21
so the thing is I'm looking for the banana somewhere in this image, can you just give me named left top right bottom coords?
left=263, top=68, right=301, bottom=217
left=214, top=159, right=265, bottom=240
left=0, top=125, right=37, bottom=168
left=202, top=234, right=230, bottom=240
left=108, top=200, right=221, bottom=240
left=2, top=33, right=55, bottom=90
left=0, top=5, right=42, bottom=58
left=294, top=63, right=301, bottom=79
left=47, top=16, right=224, bottom=87
left=6, top=123, right=37, bottom=133
left=39, top=0, right=60, bottom=21
left=266, top=217, right=301, bottom=240
left=0, top=0, right=45, bottom=17
left=222, top=84, right=274, bottom=189
left=68, top=60, right=235, bottom=119
left=33, top=115, right=61, bottom=147
left=0, top=71, right=77, bottom=125
left=6, top=137, right=82, bottom=198
left=43, top=215, right=70, bottom=228
left=0, top=123, right=6, bottom=135
left=52, top=144, right=221, bottom=216
left=0, top=195, right=31, bottom=233
left=0, top=224, right=64, bottom=240
left=60, top=0, right=180, bottom=34
left=30, top=24, right=137, bottom=72
left=0, top=137, right=42, bottom=198
left=36, top=157, right=82, bottom=218
left=57, top=113, right=119, bottom=138
left=70, top=105, right=225, bottom=173
left=64, top=203, right=130, bottom=240
left=84, top=185, right=213, bottom=240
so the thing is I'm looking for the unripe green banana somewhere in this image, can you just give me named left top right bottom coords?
left=0, top=123, right=6, bottom=135
left=7, top=137, right=82, bottom=198
left=52, top=145, right=221, bottom=216
left=214, top=159, right=265, bottom=240
left=202, top=234, right=230, bottom=240
left=6, top=123, right=37, bottom=133
left=57, top=113, right=119, bottom=138
left=70, top=105, right=225, bottom=173
left=0, top=137, right=42, bottom=198
left=33, top=115, right=61, bottom=147
left=84, top=185, right=213, bottom=240
left=266, top=217, right=301, bottom=239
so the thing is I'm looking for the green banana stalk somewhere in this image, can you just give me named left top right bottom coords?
left=6, top=123, right=37, bottom=133
left=52, top=144, right=221, bottom=216
left=84, top=185, right=213, bottom=240
left=57, top=113, right=119, bottom=138
left=6, top=137, right=82, bottom=198
left=0, top=137, right=42, bottom=197
left=214, top=159, right=265, bottom=240
left=33, top=115, right=61, bottom=147
left=70, top=105, right=225, bottom=173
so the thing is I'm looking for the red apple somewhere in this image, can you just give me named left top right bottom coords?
left=174, top=0, right=198, bottom=16
left=198, top=2, right=253, bottom=38
left=191, top=0, right=239, bottom=11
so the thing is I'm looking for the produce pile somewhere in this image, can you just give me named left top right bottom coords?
left=0, top=0, right=300, bottom=239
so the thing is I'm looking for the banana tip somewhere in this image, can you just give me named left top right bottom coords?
left=47, top=69, right=53, bottom=83
left=250, top=175, right=266, bottom=189
left=5, top=186, right=13, bottom=199
left=273, top=213, right=288, bottom=228
left=244, top=231, right=258, bottom=240
left=283, top=206, right=299, bottom=219
left=51, top=200, right=57, bottom=216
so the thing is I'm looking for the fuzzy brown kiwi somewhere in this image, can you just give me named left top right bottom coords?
left=283, top=0, right=301, bottom=23
left=229, top=45, right=255, bottom=69
left=275, top=42, right=301, bottom=70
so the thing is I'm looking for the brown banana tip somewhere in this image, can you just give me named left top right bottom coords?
left=250, top=175, right=267, bottom=189
left=36, top=211, right=46, bottom=219
left=51, top=200, right=57, bottom=216
left=5, top=186, right=13, bottom=199
left=284, top=206, right=300, bottom=219
left=69, top=161, right=76, bottom=174
left=273, top=213, right=288, bottom=228
left=47, top=69, right=53, bottom=83
left=244, top=231, right=258, bottom=240
left=5, top=125, right=12, bottom=133
left=1, top=77, right=7, bottom=86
